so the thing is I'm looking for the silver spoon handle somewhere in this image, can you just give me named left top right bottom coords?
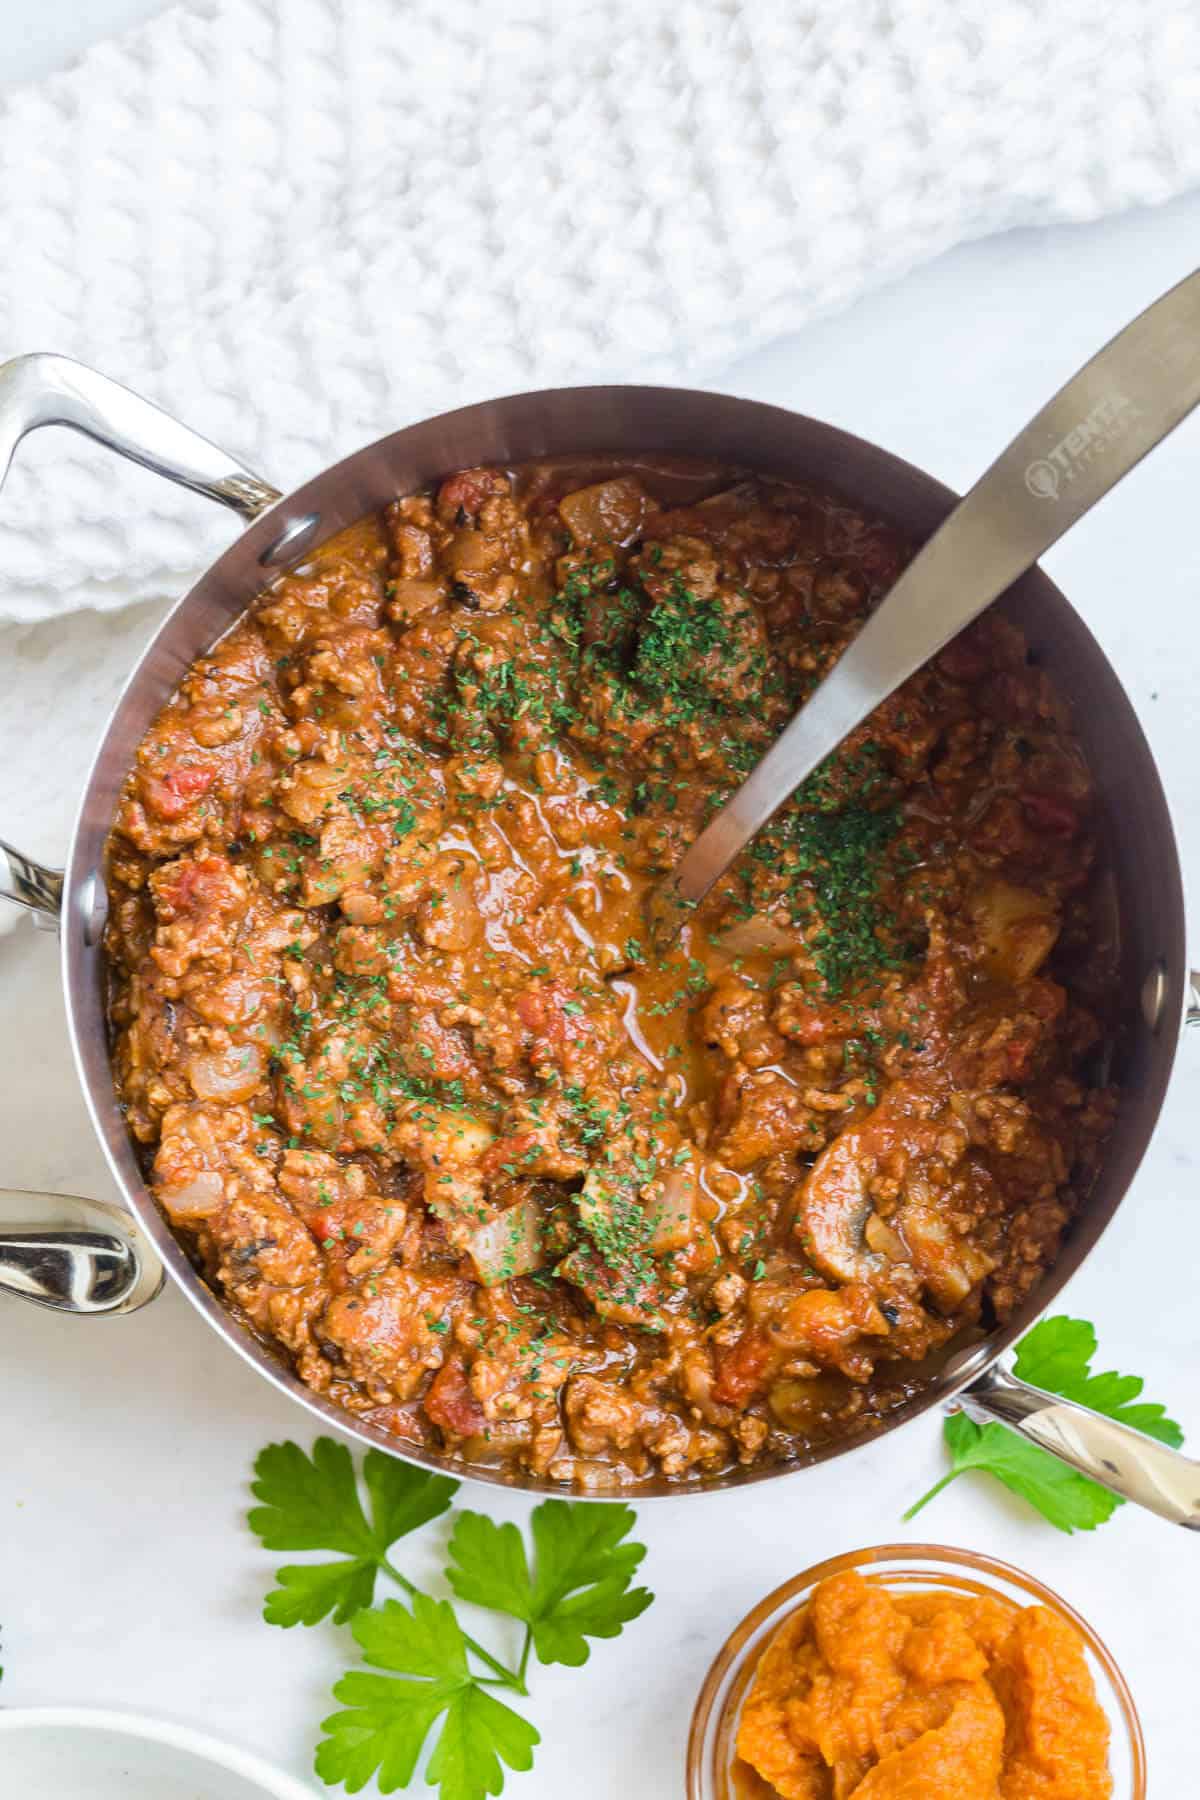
left=961, top=1362, right=1200, bottom=1530
left=657, top=266, right=1200, bottom=924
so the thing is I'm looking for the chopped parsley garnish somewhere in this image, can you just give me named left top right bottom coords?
left=749, top=788, right=907, bottom=995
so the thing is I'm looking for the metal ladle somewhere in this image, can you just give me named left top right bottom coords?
left=648, top=266, right=1200, bottom=946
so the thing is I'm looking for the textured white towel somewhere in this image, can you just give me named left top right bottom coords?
left=0, top=0, right=1198, bottom=627
left=1, top=0, right=1199, bottom=935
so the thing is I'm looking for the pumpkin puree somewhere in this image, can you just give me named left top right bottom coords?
left=736, top=1570, right=1112, bottom=1799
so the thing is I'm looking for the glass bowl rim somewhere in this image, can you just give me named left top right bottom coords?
left=685, top=1539, right=1146, bottom=1800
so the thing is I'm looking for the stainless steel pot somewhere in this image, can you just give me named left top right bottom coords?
left=2, top=353, right=1197, bottom=1517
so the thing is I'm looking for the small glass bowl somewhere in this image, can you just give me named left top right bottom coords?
left=687, top=1542, right=1145, bottom=1800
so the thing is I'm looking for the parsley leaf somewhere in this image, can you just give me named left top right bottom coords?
left=447, top=1500, right=653, bottom=1668
left=445, top=1514, right=532, bottom=1620
left=319, top=1673, right=456, bottom=1794
left=905, top=1413, right=1122, bottom=1532
left=268, top=1559, right=379, bottom=1629
left=904, top=1316, right=1185, bottom=1532
left=426, top=1688, right=538, bottom=1800
left=318, top=1595, right=538, bottom=1799
left=250, top=1438, right=458, bottom=1626
left=356, top=1593, right=471, bottom=1677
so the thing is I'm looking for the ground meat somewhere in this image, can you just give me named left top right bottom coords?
left=105, top=463, right=1116, bottom=1488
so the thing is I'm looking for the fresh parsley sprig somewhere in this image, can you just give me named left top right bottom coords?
left=447, top=1502, right=653, bottom=1677
left=248, top=1439, right=653, bottom=1799
left=904, top=1315, right=1184, bottom=1533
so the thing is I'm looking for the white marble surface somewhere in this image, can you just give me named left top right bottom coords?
left=2, top=16, right=1199, bottom=1791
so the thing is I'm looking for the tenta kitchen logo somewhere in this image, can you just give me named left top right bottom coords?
left=1024, top=391, right=1139, bottom=500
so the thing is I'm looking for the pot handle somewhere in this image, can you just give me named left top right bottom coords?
left=0, top=851, right=164, bottom=1318
left=0, top=838, right=62, bottom=929
left=0, top=1189, right=163, bottom=1316
left=0, top=362, right=270, bottom=1322
left=0, top=352, right=281, bottom=519
left=959, top=1360, right=1200, bottom=1530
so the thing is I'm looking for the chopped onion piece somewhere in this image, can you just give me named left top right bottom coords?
left=158, top=1170, right=224, bottom=1217
left=716, top=916, right=801, bottom=958
left=642, top=1157, right=699, bottom=1254
left=466, top=1194, right=549, bottom=1286
left=558, top=477, right=648, bottom=548
left=968, top=879, right=1060, bottom=983
left=187, top=1042, right=264, bottom=1102
left=573, top=1164, right=619, bottom=1238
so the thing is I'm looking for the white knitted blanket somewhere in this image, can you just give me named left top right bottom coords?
left=0, top=0, right=1198, bottom=927
left=0, top=0, right=1198, bottom=627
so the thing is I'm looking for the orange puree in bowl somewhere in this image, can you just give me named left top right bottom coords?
left=735, top=1570, right=1112, bottom=1799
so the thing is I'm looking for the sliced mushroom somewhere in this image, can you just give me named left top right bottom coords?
left=793, top=1122, right=881, bottom=1283
left=898, top=1205, right=996, bottom=1312
left=863, top=1212, right=907, bottom=1261
left=794, top=1087, right=968, bottom=1287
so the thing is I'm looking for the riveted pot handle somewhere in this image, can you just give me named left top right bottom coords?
left=0, top=1189, right=163, bottom=1316
left=960, top=1361, right=1200, bottom=1530
left=0, top=838, right=62, bottom=929
left=0, top=353, right=282, bottom=521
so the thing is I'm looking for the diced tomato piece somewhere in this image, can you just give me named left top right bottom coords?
left=435, top=468, right=508, bottom=524
left=1002, top=1028, right=1038, bottom=1080
left=970, top=798, right=1035, bottom=860
left=424, top=1359, right=486, bottom=1437
left=143, top=763, right=215, bottom=821
left=480, top=1133, right=536, bottom=1179
left=154, top=854, right=241, bottom=921
left=294, top=1193, right=366, bottom=1247
left=362, top=1402, right=426, bottom=1445
left=784, top=1001, right=835, bottom=1046
left=515, top=981, right=586, bottom=1056
left=712, top=1327, right=777, bottom=1406
left=515, top=988, right=551, bottom=1035
left=1020, top=791, right=1079, bottom=837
